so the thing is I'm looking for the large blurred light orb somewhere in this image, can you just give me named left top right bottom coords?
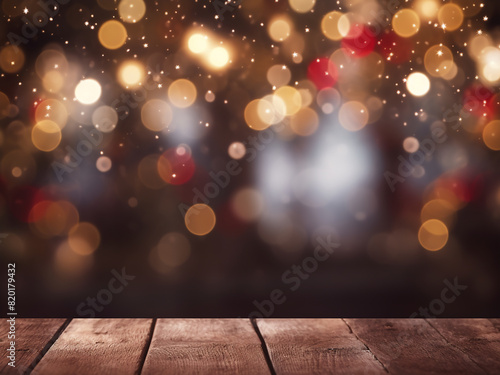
left=418, top=219, right=448, bottom=251
left=118, top=60, right=145, bottom=89
left=392, top=9, right=420, bottom=38
left=75, top=79, right=102, bottom=105
left=98, top=20, right=128, bottom=50
left=208, top=46, right=230, bottom=68
left=188, top=33, right=208, bottom=54
left=185, top=204, right=216, bottom=236
left=406, top=72, right=431, bottom=97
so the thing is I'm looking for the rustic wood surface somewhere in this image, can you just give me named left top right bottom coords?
left=344, top=318, right=487, bottom=374
left=426, top=319, right=500, bottom=373
left=0, top=319, right=67, bottom=374
left=257, top=319, right=386, bottom=374
left=142, top=319, right=270, bottom=375
left=1, top=319, right=499, bottom=374
left=31, top=319, right=153, bottom=375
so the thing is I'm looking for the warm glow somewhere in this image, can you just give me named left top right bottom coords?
left=118, top=60, right=145, bottom=89
left=98, top=20, right=128, bottom=50
left=406, top=72, right=431, bottom=97
left=185, top=204, right=216, bottom=236
left=75, top=79, right=102, bottom=105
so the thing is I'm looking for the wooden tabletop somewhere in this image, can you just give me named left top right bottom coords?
left=0, top=319, right=499, bottom=374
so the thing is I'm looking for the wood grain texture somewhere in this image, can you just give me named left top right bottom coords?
left=427, top=319, right=500, bottom=374
left=256, top=319, right=386, bottom=375
left=0, top=318, right=67, bottom=374
left=32, top=318, right=152, bottom=375
left=489, top=319, right=500, bottom=332
left=141, top=319, right=270, bottom=375
left=345, top=319, right=487, bottom=375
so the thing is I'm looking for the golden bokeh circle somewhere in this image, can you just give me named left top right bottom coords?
left=0, top=45, right=25, bottom=73
left=392, top=9, right=421, bottom=38
left=418, top=219, right=448, bottom=251
left=68, top=222, right=101, bottom=255
left=168, top=79, right=197, bottom=108
left=185, top=204, right=216, bottom=236
left=437, top=3, right=464, bottom=31
left=424, top=45, right=454, bottom=77
left=483, top=120, right=500, bottom=151
left=98, top=20, right=128, bottom=50
left=31, top=120, right=62, bottom=152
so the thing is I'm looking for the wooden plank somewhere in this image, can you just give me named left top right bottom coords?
left=256, top=319, right=386, bottom=374
left=345, top=319, right=486, bottom=375
left=427, top=319, right=500, bottom=373
left=489, top=319, right=500, bottom=332
left=0, top=319, right=68, bottom=374
left=32, top=318, right=152, bottom=375
left=142, top=319, right=270, bottom=375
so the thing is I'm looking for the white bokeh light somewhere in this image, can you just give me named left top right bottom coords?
left=75, top=79, right=102, bottom=105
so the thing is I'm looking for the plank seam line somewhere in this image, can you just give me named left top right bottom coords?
left=26, top=318, right=72, bottom=375
left=341, top=319, right=390, bottom=374
left=250, top=319, right=277, bottom=375
left=424, top=319, right=489, bottom=375
left=137, top=318, right=157, bottom=375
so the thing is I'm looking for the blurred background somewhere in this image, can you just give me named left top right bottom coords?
left=1, top=0, right=500, bottom=317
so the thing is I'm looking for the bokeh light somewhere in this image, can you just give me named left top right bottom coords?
left=290, top=107, right=319, bottom=136
left=188, top=33, right=209, bottom=54
left=75, top=79, right=102, bottom=105
left=437, top=3, right=464, bottom=31
left=96, top=156, right=112, bottom=172
left=339, top=101, right=369, bottom=132
left=392, top=9, right=420, bottom=38
left=406, top=72, right=431, bottom=97
left=157, top=145, right=195, bottom=185
left=321, top=11, right=349, bottom=41
left=418, top=219, right=448, bottom=251
left=208, top=46, right=230, bottom=69
left=92, top=106, right=118, bottom=133
left=141, top=99, right=173, bottom=131
left=185, top=204, right=216, bottom=236
left=118, top=60, right=145, bottom=89
left=118, top=0, right=146, bottom=23
left=31, top=120, right=62, bottom=152
left=168, top=79, right=197, bottom=108
left=289, top=0, right=315, bottom=14
left=483, top=120, right=500, bottom=150
left=424, top=45, right=454, bottom=77
left=268, top=17, right=292, bottom=42
left=157, top=232, right=191, bottom=267
left=98, top=20, right=128, bottom=50
left=35, top=99, right=68, bottom=129
left=68, top=222, right=101, bottom=255
left=228, top=142, right=246, bottom=160
left=0, top=45, right=25, bottom=73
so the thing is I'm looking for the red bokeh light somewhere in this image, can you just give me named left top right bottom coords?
left=341, top=25, right=376, bottom=58
left=158, top=146, right=196, bottom=185
left=307, top=57, right=338, bottom=90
